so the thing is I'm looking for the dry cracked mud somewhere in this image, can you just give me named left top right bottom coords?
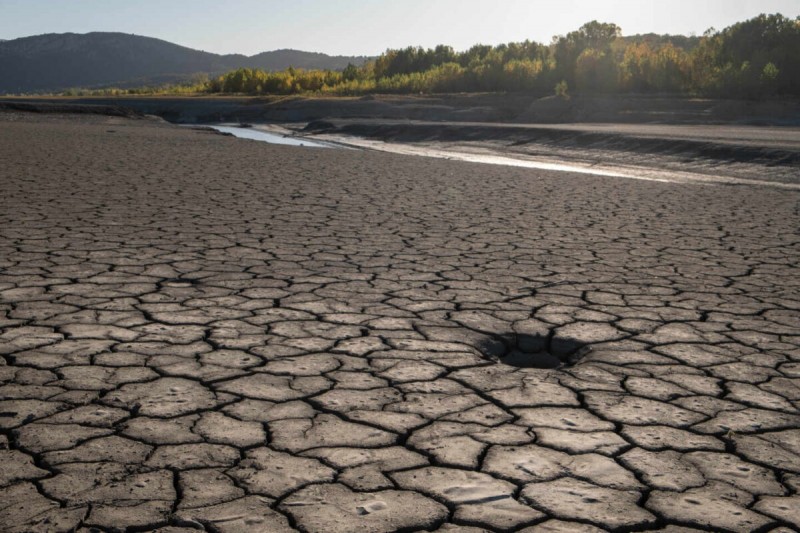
left=0, top=111, right=798, bottom=532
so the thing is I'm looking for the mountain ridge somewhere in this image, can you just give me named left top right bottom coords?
left=0, top=32, right=369, bottom=93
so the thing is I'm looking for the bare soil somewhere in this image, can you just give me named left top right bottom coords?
left=0, top=111, right=798, bottom=532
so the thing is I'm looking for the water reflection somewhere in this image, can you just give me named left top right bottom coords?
left=205, top=125, right=334, bottom=148
left=195, top=125, right=799, bottom=190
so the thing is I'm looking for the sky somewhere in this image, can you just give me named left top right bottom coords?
left=1, top=0, right=798, bottom=56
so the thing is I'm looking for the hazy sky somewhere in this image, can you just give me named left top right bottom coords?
left=1, top=0, right=798, bottom=56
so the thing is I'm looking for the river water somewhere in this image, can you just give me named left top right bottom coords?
left=204, top=125, right=334, bottom=148
left=197, top=124, right=800, bottom=190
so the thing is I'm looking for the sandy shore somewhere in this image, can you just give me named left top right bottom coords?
left=1, top=111, right=799, bottom=532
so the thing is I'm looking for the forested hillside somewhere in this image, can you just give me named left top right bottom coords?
left=204, top=14, right=798, bottom=98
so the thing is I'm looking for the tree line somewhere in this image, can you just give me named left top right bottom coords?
left=67, top=14, right=800, bottom=99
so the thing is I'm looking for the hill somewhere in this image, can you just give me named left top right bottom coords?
left=0, top=32, right=368, bottom=94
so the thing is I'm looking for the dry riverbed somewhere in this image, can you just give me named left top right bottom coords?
left=1, top=111, right=799, bottom=532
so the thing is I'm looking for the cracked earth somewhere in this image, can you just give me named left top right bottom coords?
left=0, top=112, right=799, bottom=533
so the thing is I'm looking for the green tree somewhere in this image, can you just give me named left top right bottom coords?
left=553, top=21, right=621, bottom=89
left=342, top=63, right=359, bottom=81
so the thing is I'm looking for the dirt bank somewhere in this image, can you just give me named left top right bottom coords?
left=302, top=119, right=800, bottom=184
left=4, top=95, right=798, bottom=183
left=0, top=100, right=144, bottom=118
left=3, top=93, right=800, bottom=125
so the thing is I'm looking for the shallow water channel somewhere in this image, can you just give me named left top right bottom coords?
left=203, top=125, right=335, bottom=148
left=198, top=124, right=800, bottom=190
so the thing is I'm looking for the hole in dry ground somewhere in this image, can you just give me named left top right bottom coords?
left=478, top=333, right=589, bottom=369
left=159, top=278, right=201, bottom=288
